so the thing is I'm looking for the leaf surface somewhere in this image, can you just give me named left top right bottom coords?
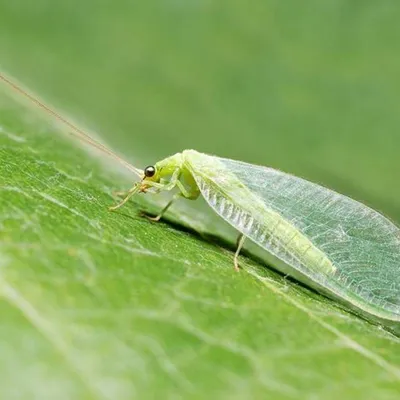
left=1, top=83, right=400, bottom=400
left=1, top=1, right=400, bottom=398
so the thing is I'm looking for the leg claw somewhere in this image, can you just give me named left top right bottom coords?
left=140, top=211, right=162, bottom=222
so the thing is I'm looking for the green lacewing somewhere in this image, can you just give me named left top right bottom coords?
left=2, top=73, right=399, bottom=324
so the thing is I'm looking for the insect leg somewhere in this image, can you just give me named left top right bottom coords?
left=144, top=175, right=199, bottom=221
left=145, top=192, right=182, bottom=222
left=109, top=183, right=140, bottom=211
left=175, top=180, right=200, bottom=200
left=234, top=233, right=246, bottom=271
left=154, top=168, right=181, bottom=191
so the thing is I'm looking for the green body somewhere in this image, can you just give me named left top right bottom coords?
left=182, top=151, right=335, bottom=275
left=142, top=150, right=400, bottom=323
left=150, top=150, right=334, bottom=277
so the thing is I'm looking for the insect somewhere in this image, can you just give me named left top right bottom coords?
left=1, top=73, right=400, bottom=324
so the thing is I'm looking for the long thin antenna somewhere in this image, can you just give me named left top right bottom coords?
left=0, top=73, right=143, bottom=178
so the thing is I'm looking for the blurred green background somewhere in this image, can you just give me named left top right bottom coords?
left=1, top=0, right=400, bottom=220
left=1, top=1, right=400, bottom=399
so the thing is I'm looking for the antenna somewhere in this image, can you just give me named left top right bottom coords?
left=0, top=73, right=143, bottom=178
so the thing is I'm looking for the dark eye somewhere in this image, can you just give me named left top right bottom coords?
left=144, top=165, right=156, bottom=177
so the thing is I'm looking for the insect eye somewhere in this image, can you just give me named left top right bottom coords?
left=144, top=166, right=156, bottom=178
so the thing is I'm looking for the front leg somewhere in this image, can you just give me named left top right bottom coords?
left=110, top=169, right=181, bottom=212
left=109, top=183, right=140, bottom=211
left=142, top=168, right=181, bottom=193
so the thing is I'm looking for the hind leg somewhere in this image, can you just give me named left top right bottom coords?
left=234, top=233, right=246, bottom=271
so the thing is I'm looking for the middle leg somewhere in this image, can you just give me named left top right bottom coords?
left=144, top=192, right=182, bottom=222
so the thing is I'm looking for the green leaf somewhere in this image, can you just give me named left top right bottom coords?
left=1, top=1, right=400, bottom=398
left=1, top=79, right=400, bottom=399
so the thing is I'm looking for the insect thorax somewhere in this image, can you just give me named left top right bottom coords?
left=155, top=152, right=184, bottom=178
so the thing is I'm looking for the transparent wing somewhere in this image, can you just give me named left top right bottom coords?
left=190, top=153, right=400, bottom=320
